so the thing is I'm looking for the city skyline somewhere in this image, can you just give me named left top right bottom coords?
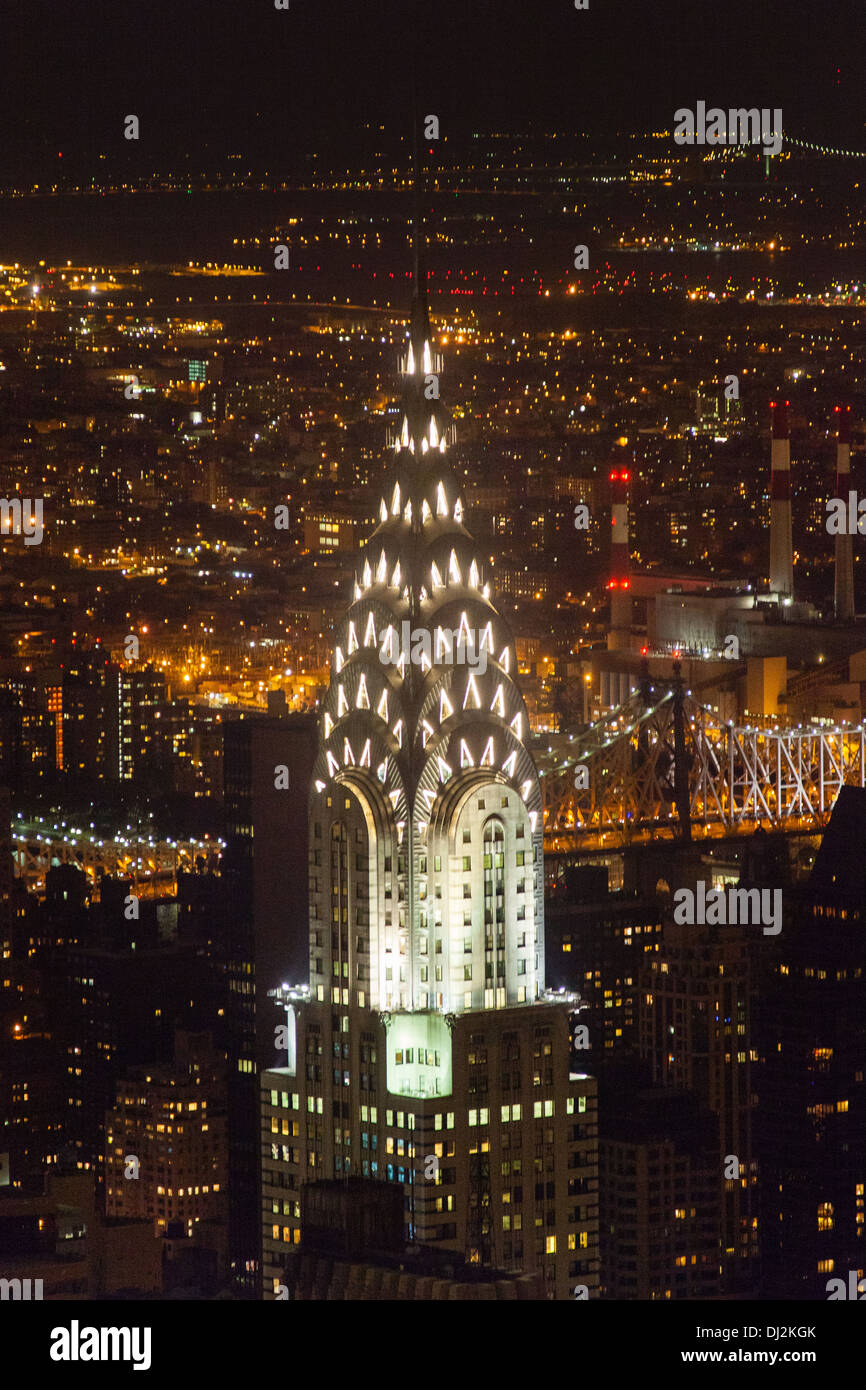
left=1, top=0, right=864, bottom=182
left=0, top=5, right=865, bottom=1355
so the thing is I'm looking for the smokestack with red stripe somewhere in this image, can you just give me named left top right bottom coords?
left=607, top=464, right=632, bottom=650
left=769, top=400, right=793, bottom=597
left=835, top=405, right=854, bottom=621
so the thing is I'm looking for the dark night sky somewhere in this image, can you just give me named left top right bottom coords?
left=0, top=0, right=863, bottom=175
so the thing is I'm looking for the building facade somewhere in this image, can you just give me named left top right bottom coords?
left=641, top=918, right=758, bottom=1292
left=104, top=1030, right=226, bottom=1238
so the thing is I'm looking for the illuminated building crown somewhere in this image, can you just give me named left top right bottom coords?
left=309, top=204, right=544, bottom=1015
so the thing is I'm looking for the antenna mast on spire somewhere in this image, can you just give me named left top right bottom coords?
left=410, top=58, right=429, bottom=344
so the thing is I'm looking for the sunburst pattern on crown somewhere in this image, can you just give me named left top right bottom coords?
left=311, top=286, right=542, bottom=845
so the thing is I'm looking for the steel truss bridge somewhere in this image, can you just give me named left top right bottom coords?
left=11, top=823, right=224, bottom=896
left=538, top=682, right=866, bottom=855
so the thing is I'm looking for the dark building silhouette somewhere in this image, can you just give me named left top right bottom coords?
left=220, top=707, right=317, bottom=1293
left=42, top=876, right=212, bottom=1175
left=546, top=863, right=663, bottom=1054
left=640, top=917, right=758, bottom=1294
left=60, top=645, right=120, bottom=783
left=756, top=786, right=866, bottom=1297
left=598, top=1073, right=722, bottom=1299
left=270, top=1177, right=545, bottom=1300
left=0, top=678, right=57, bottom=786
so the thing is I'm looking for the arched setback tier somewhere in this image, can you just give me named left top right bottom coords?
left=308, top=767, right=406, bottom=1017
left=422, top=770, right=545, bottom=1016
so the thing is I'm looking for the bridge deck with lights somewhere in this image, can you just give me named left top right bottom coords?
left=538, top=689, right=866, bottom=853
left=12, top=822, right=224, bottom=895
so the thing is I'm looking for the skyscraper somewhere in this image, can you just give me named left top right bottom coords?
left=261, top=200, right=599, bottom=1301
left=756, top=786, right=866, bottom=1297
left=641, top=917, right=758, bottom=1292
left=221, top=707, right=317, bottom=1292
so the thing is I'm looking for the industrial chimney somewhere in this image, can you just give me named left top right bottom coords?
left=607, top=463, right=632, bottom=650
left=834, top=405, right=854, bottom=621
left=769, top=400, right=793, bottom=597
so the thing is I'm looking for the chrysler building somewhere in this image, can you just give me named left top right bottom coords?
left=262, top=191, right=599, bottom=1299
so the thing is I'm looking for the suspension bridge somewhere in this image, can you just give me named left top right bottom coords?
left=538, top=675, right=866, bottom=854
left=11, top=821, right=224, bottom=895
